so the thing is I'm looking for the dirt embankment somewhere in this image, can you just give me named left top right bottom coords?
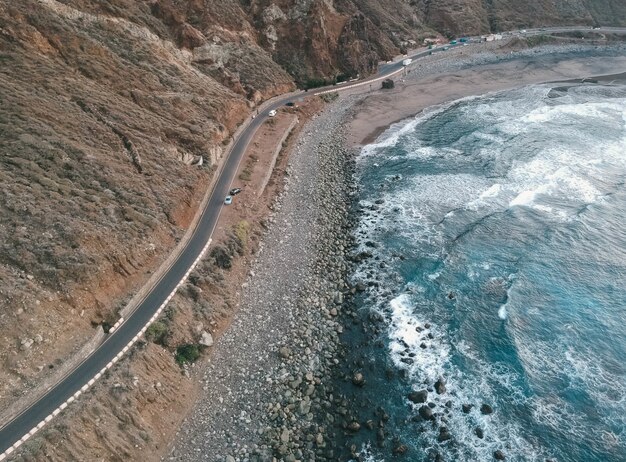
left=8, top=96, right=324, bottom=461
left=0, top=0, right=294, bottom=420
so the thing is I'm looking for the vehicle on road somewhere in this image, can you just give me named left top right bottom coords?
left=402, top=58, right=412, bottom=66
left=268, top=109, right=277, bottom=117
left=224, top=195, right=233, bottom=205
left=229, top=188, right=242, bottom=195
left=285, top=102, right=295, bottom=107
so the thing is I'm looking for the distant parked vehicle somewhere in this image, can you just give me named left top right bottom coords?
left=285, top=102, right=295, bottom=107
left=268, top=110, right=277, bottom=117
left=224, top=196, right=233, bottom=205
left=229, top=188, right=242, bottom=195
left=402, top=58, right=412, bottom=66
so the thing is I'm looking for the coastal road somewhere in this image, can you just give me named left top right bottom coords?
left=1, top=23, right=626, bottom=460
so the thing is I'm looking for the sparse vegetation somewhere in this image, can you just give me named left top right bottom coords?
left=233, top=220, right=250, bottom=251
left=145, top=321, right=169, bottom=346
left=524, top=35, right=559, bottom=47
left=319, top=92, right=339, bottom=103
left=211, top=245, right=233, bottom=269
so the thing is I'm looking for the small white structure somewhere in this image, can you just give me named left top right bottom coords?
left=485, top=34, right=503, bottom=42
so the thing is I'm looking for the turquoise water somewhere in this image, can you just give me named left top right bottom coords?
left=354, top=82, right=626, bottom=461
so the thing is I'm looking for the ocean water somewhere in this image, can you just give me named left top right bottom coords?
left=352, top=82, right=626, bottom=461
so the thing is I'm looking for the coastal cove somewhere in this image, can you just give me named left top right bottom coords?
left=168, top=43, right=626, bottom=462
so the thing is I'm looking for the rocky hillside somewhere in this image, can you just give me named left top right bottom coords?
left=0, top=0, right=625, bottom=432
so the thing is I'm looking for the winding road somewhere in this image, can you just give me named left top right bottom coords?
left=1, top=25, right=625, bottom=460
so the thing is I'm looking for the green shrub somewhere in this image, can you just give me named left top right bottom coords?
left=319, top=92, right=339, bottom=103
left=146, top=321, right=169, bottom=346
left=175, top=344, right=201, bottom=365
left=211, top=245, right=232, bottom=269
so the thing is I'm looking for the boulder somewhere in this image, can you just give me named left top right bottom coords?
left=352, top=372, right=365, bottom=387
left=462, top=404, right=473, bottom=414
left=418, top=405, right=434, bottom=420
left=392, top=443, right=408, bottom=455
left=475, top=427, right=484, bottom=439
left=494, top=450, right=506, bottom=460
left=347, top=421, right=361, bottom=432
left=438, top=427, right=452, bottom=442
left=408, top=389, right=428, bottom=404
left=199, top=331, right=214, bottom=347
left=279, top=346, right=292, bottom=359
left=434, top=378, right=446, bottom=394
left=480, top=404, right=494, bottom=415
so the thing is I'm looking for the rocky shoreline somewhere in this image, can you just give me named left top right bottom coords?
left=169, top=42, right=626, bottom=462
left=168, top=100, right=365, bottom=461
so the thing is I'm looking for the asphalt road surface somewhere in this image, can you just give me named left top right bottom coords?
left=1, top=24, right=625, bottom=458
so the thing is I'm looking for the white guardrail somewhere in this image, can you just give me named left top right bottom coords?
left=0, top=239, right=213, bottom=461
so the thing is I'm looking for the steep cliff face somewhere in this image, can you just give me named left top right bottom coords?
left=245, top=0, right=626, bottom=84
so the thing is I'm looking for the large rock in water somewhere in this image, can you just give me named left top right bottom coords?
left=438, top=427, right=452, bottom=442
left=480, top=404, right=494, bottom=415
left=408, top=389, right=428, bottom=403
left=352, top=372, right=365, bottom=387
left=434, top=377, right=446, bottom=394
left=494, top=450, right=506, bottom=460
left=418, top=405, right=434, bottom=420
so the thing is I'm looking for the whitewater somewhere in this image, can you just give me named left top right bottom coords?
left=351, top=81, right=626, bottom=461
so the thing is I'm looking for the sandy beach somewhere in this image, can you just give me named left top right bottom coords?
left=348, top=45, right=626, bottom=147
left=167, top=42, right=626, bottom=462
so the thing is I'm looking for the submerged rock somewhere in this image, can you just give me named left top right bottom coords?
left=438, top=426, right=452, bottom=442
left=462, top=404, right=473, bottom=414
left=352, top=371, right=365, bottom=387
left=347, top=421, right=361, bottom=433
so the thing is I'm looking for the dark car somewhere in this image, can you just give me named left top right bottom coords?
left=229, top=188, right=242, bottom=195
left=285, top=102, right=295, bottom=107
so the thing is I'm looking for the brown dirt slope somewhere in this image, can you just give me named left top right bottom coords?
left=0, top=0, right=293, bottom=410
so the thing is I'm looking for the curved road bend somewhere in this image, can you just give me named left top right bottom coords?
left=1, top=24, right=625, bottom=457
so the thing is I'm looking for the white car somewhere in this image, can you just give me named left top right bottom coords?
left=224, top=196, right=233, bottom=205
left=268, top=110, right=277, bottom=117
